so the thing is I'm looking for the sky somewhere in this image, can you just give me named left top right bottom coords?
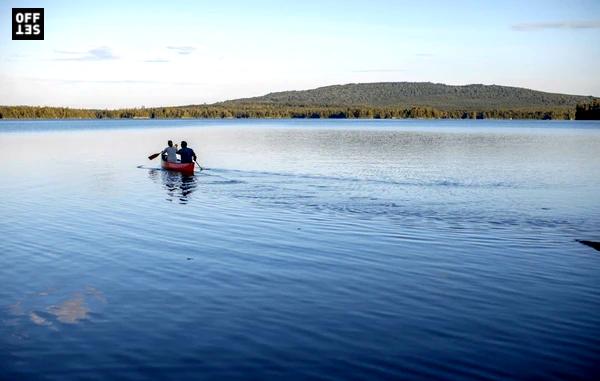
left=1, top=0, right=599, bottom=108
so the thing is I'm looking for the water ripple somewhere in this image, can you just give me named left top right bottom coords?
left=1, top=120, right=600, bottom=380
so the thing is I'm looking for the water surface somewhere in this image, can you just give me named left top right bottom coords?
left=1, top=119, right=599, bottom=380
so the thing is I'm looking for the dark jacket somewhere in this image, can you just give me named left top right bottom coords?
left=177, top=147, right=196, bottom=163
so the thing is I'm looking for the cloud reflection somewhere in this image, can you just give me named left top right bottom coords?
left=48, top=293, right=88, bottom=324
left=6, top=286, right=107, bottom=331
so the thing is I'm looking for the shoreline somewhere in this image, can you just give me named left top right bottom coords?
left=0, top=105, right=588, bottom=121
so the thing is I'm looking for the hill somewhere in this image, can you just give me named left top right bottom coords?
left=221, top=82, right=593, bottom=111
left=1, top=82, right=598, bottom=120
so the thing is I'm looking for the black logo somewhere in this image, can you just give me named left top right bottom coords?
left=12, top=8, right=44, bottom=40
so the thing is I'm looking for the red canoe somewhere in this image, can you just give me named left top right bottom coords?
left=161, top=159, right=195, bottom=174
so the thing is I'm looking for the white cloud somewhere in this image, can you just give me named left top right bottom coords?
left=166, top=46, right=196, bottom=55
left=512, top=20, right=600, bottom=31
left=352, top=69, right=407, bottom=73
left=54, top=46, right=118, bottom=61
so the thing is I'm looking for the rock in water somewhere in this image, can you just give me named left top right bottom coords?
left=576, top=240, right=600, bottom=251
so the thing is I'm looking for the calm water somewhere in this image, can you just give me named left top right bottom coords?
left=1, top=119, right=599, bottom=380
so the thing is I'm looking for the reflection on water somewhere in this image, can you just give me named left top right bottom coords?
left=148, top=168, right=198, bottom=204
left=48, top=293, right=89, bottom=324
left=6, top=287, right=107, bottom=336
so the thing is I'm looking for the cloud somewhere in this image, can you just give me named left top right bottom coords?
left=353, top=69, right=407, bottom=73
left=21, top=77, right=207, bottom=86
left=416, top=53, right=433, bottom=57
left=59, top=79, right=157, bottom=84
left=512, top=20, right=600, bottom=31
left=144, top=58, right=170, bottom=63
left=21, top=77, right=156, bottom=85
left=167, top=46, right=196, bottom=55
left=54, top=46, right=118, bottom=61
left=5, top=54, right=29, bottom=62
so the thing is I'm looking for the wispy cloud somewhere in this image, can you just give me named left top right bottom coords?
left=21, top=77, right=206, bottom=86
left=416, top=53, right=433, bottom=57
left=54, top=47, right=118, bottom=61
left=167, top=46, right=196, bottom=55
left=22, top=77, right=155, bottom=85
left=512, top=20, right=600, bottom=31
left=144, top=58, right=170, bottom=63
left=60, top=79, right=156, bottom=84
left=353, top=69, right=407, bottom=73
left=5, top=54, right=29, bottom=62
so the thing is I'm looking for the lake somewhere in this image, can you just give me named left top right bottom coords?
left=1, top=119, right=599, bottom=380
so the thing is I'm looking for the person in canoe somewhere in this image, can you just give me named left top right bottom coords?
left=177, top=141, right=197, bottom=164
left=161, top=140, right=178, bottom=163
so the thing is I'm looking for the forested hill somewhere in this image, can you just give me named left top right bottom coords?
left=1, top=82, right=598, bottom=120
left=222, top=82, right=592, bottom=110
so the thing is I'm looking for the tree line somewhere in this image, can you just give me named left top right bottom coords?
left=0, top=104, right=581, bottom=120
left=575, top=99, right=600, bottom=120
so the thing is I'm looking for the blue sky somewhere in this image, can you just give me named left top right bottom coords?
left=1, top=0, right=599, bottom=107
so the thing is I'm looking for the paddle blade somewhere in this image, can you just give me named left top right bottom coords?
left=148, top=153, right=160, bottom=160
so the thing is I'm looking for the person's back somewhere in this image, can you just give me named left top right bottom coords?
left=162, top=140, right=177, bottom=163
left=177, top=141, right=196, bottom=163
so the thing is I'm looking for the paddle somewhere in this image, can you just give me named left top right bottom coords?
left=194, top=159, right=204, bottom=171
left=148, top=152, right=161, bottom=160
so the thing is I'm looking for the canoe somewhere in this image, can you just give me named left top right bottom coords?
left=161, top=159, right=195, bottom=174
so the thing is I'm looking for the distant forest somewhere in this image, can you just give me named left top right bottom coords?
left=1, top=82, right=598, bottom=120
left=0, top=104, right=587, bottom=120
left=575, top=99, right=600, bottom=120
